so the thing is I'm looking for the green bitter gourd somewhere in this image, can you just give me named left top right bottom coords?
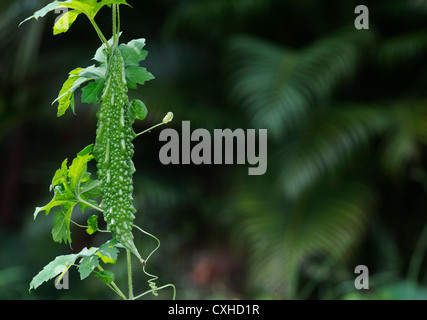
left=93, top=47, right=141, bottom=260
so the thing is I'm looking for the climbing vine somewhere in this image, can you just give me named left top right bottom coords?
left=21, top=0, right=175, bottom=299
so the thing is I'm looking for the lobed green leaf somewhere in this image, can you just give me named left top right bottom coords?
left=125, top=66, right=155, bottom=89
left=86, top=215, right=99, bottom=235
left=94, top=270, right=115, bottom=284
left=19, top=1, right=61, bottom=26
left=97, top=239, right=120, bottom=264
left=54, top=68, right=82, bottom=117
left=129, top=99, right=148, bottom=124
left=30, top=238, right=123, bottom=290
left=93, top=35, right=119, bottom=64
left=68, top=144, right=95, bottom=194
left=78, top=255, right=100, bottom=280
left=119, top=38, right=148, bottom=67
left=53, top=10, right=80, bottom=35
left=34, top=145, right=101, bottom=246
left=54, top=64, right=108, bottom=114
left=29, top=247, right=98, bottom=292
left=52, top=205, right=75, bottom=245
left=81, top=79, right=105, bottom=104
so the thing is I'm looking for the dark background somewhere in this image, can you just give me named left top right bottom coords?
left=0, top=0, right=427, bottom=299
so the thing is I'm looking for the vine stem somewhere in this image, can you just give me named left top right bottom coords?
left=133, top=224, right=177, bottom=300
left=134, top=283, right=177, bottom=300
left=78, top=198, right=104, bottom=213
left=76, top=197, right=134, bottom=300
left=135, top=122, right=166, bottom=138
left=97, top=265, right=127, bottom=300
left=117, top=5, right=121, bottom=41
left=112, top=4, right=117, bottom=47
left=127, top=249, right=134, bottom=300
left=58, top=199, right=111, bottom=232
left=89, top=18, right=111, bottom=51
left=135, top=112, right=174, bottom=138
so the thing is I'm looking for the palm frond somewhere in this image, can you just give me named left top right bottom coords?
left=402, top=0, right=427, bottom=12
left=226, top=28, right=376, bottom=138
left=379, top=101, right=427, bottom=180
left=164, top=0, right=272, bottom=37
left=407, top=101, right=427, bottom=144
left=229, top=178, right=376, bottom=298
left=377, top=0, right=427, bottom=16
left=378, top=31, right=427, bottom=67
left=275, top=104, right=394, bottom=199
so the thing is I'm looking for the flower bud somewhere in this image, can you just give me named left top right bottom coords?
left=163, top=112, right=174, bottom=124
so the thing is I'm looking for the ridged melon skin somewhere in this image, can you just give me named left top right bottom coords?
left=94, top=49, right=140, bottom=259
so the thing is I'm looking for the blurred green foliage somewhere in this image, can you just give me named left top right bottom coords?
left=0, top=0, right=427, bottom=300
